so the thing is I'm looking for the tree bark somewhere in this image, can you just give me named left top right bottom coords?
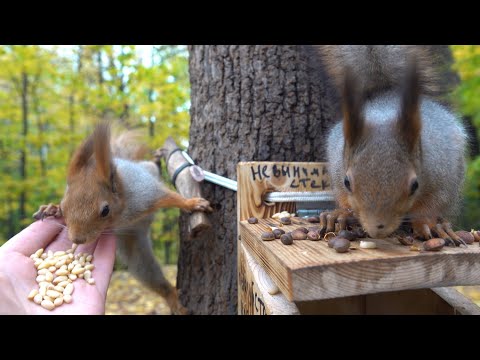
left=179, top=45, right=337, bottom=314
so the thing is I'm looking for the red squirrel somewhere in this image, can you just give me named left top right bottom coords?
left=317, top=45, right=467, bottom=245
left=33, top=122, right=212, bottom=314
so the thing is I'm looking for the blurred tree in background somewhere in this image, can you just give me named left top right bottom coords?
left=451, top=45, right=480, bottom=230
left=0, top=45, right=189, bottom=264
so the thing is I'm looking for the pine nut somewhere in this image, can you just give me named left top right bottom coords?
left=28, top=289, right=38, bottom=300
left=45, top=271, right=54, bottom=282
left=54, top=297, right=63, bottom=307
left=63, top=283, right=74, bottom=296
left=58, top=281, right=70, bottom=288
left=41, top=299, right=55, bottom=311
left=85, top=264, right=95, bottom=271
left=54, top=285, right=65, bottom=293
left=46, top=290, right=61, bottom=299
left=29, top=244, right=94, bottom=308
left=53, top=276, right=68, bottom=284
left=55, top=259, right=66, bottom=268
left=34, top=259, right=43, bottom=267
left=55, top=269, right=69, bottom=276
left=72, top=266, right=85, bottom=275
left=84, top=270, right=91, bottom=280
left=33, top=294, right=43, bottom=304
left=37, top=261, right=49, bottom=270
left=38, top=281, right=50, bottom=288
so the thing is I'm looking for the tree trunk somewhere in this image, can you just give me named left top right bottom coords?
left=19, top=71, right=28, bottom=226
left=178, top=45, right=337, bottom=314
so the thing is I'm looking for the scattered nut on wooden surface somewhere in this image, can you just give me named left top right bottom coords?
left=280, top=233, right=293, bottom=245
left=261, top=232, right=276, bottom=241
left=273, top=229, right=285, bottom=239
left=247, top=217, right=258, bottom=224
left=291, top=230, right=307, bottom=240
left=307, top=216, right=320, bottom=223
left=471, top=230, right=480, bottom=242
left=337, top=230, right=356, bottom=241
left=423, top=238, right=445, bottom=251
left=28, top=243, right=96, bottom=311
left=307, top=231, right=320, bottom=241
left=360, top=241, right=377, bottom=249
left=455, top=231, right=474, bottom=245
left=280, top=217, right=291, bottom=225
left=272, top=211, right=292, bottom=219
left=332, top=237, right=350, bottom=253
left=296, top=227, right=308, bottom=234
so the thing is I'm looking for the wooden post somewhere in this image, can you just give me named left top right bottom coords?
left=158, top=136, right=211, bottom=238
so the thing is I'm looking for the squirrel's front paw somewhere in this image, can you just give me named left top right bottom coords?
left=412, top=217, right=467, bottom=247
left=33, top=203, right=62, bottom=221
left=319, top=208, right=358, bottom=233
left=187, top=197, right=213, bottom=213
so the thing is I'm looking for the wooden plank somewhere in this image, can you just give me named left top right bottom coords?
left=432, top=287, right=480, bottom=315
left=237, top=162, right=331, bottom=221
left=240, top=218, right=480, bottom=302
left=238, top=243, right=299, bottom=315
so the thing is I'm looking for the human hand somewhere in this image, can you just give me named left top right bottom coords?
left=0, top=219, right=116, bottom=315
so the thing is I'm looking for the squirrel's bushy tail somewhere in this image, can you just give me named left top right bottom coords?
left=111, top=128, right=150, bottom=161
left=316, top=45, right=439, bottom=98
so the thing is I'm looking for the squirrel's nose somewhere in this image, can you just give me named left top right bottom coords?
left=377, top=224, right=385, bottom=229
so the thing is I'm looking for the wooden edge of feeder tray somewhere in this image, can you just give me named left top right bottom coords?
left=238, top=243, right=300, bottom=315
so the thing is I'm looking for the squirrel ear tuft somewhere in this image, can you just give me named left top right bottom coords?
left=93, top=121, right=113, bottom=182
left=398, top=59, right=422, bottom=152
left=68, top=134, right=94, bottom=178
left=342, top=67, right=365, bottom=148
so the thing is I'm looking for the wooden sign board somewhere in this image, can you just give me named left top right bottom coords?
left=240, top=218, right=480, bottom=302
left=237, top=162, right=331, bottom=221
left=238, top=243, right=299, bottom=315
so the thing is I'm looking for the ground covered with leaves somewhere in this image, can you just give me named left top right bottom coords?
left=105, top=266, right=177, bottom=315
left=456, top=286, right=480, bottom=307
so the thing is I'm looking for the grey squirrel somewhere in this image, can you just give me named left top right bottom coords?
left=317, top=45, right=467, bottom=244
left=33, top=123, right=212, bottom=314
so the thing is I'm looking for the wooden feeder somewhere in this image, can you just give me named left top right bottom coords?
left=237, top=161, right=480, bottom=315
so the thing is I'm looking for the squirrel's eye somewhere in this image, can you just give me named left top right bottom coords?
left=410, top=180, right=419, bottom=196
left=344, top=176, right=352, bottom=192
left=101, top=205, right=110, bottom=217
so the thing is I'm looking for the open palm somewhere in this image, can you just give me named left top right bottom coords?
left=0, top=219, right=116, bottom=315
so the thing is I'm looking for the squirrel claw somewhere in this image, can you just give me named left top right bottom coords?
left=189, top=198, right=213, bottom=213
left=413, top=218, right=467, bottom=247
left=33, top=203, right=62, bottom=221
left=319, top=208, right=357, bottom=233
